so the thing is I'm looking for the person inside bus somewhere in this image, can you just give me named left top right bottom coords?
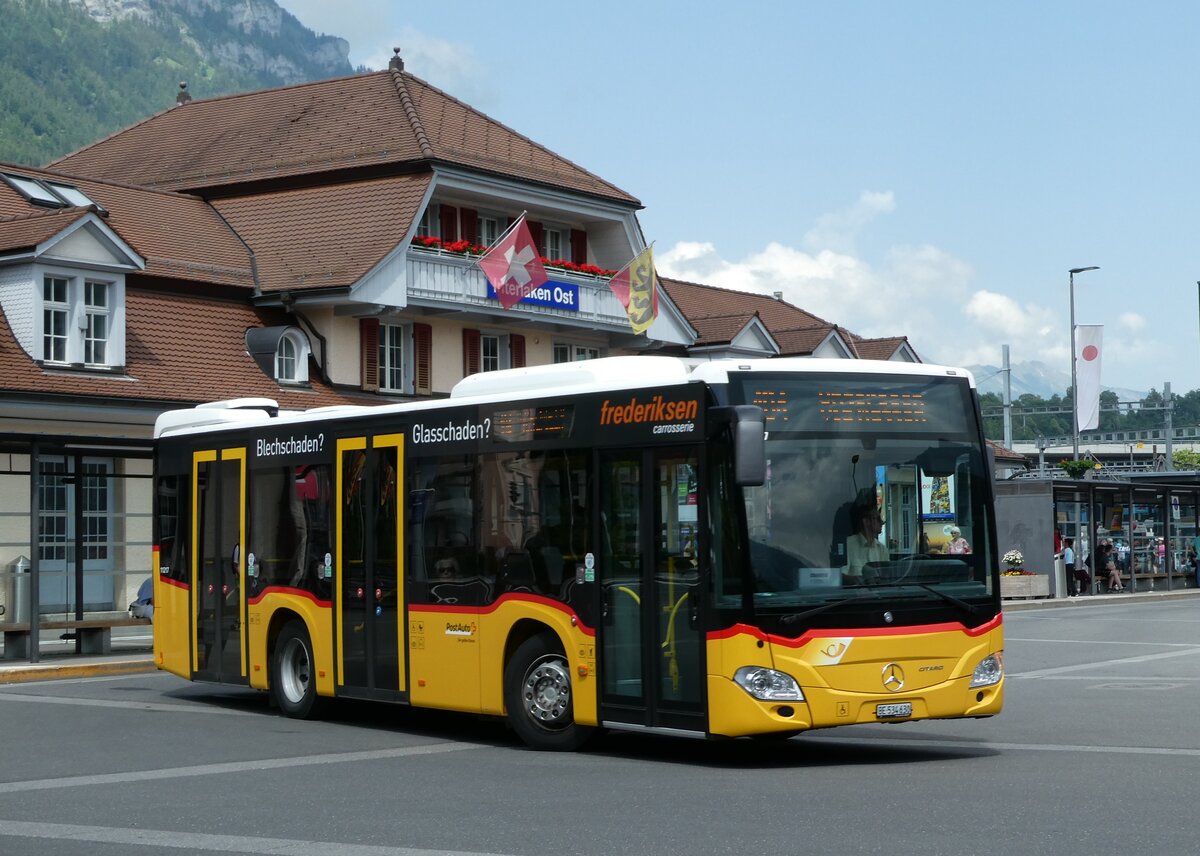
left=434, top=557, right=460, bottom=581
left=845, top=498, right=888, bottom=584
left=946, top=527, right=971, bottom=554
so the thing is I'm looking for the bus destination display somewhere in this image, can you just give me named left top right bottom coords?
left=490, top=404, right=575, bottom=442
left=741, top=376, right=969, bottom=434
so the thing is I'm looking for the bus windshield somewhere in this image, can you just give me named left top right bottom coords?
left=729, top=373, right=997, bottom=630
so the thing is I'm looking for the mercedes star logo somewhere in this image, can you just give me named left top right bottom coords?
left=882, top=662, right=905, bottom=692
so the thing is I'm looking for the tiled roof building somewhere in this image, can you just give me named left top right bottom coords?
left=0, top=54, right=920, bottom=632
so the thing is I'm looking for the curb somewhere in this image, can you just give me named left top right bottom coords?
left=0, top=657, right=155, bottom=685
left=1002, top=589, right=1200, bottom=612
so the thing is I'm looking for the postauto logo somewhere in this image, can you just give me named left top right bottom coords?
left=599, top=394, right=698, bottom=435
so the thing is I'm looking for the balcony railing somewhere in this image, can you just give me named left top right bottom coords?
left=405, top=247, right=631, bottom=329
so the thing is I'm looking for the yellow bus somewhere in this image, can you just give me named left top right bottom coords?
left=152, top=356, right=1003, bottom=749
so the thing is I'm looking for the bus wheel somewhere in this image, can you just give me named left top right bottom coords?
left=271, top=621, right=324, bottom=719
left=504, top=634, right=593, bottom=751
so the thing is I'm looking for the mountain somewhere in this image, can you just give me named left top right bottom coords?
left=0, top=0, right=356, bottom=167
left=966, top=359, right=1148, bottom=402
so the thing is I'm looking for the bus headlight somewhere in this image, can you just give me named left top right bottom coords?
left=969, top=653, right=1004, bottom=688
left=733, top=666, right=805, bottom=701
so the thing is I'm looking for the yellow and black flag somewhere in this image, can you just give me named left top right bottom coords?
left=607, top=245, right=659, bottom=334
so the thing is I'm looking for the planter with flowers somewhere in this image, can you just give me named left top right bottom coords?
left=999, top=549, right=1049, bottom=599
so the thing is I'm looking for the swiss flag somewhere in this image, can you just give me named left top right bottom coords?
left=479, top=218, right=548, bottom=309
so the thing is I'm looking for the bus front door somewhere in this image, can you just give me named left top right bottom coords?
left=598, top=447, right=705, bottom=733
left=193, top=449, right=247, bottom=684
left=336, top=436, right=404, bottom=698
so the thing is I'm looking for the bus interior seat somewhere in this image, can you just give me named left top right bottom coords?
left=500, top=550, right=535, bottom=592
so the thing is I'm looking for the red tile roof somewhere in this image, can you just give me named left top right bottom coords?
left=0, top=289, right=369, bottom=409
left=662, top=277, right=855, bottom=355
left=51, top=70, right=639, bottom=205
left=0, top=162, right=255, bottom=289
left=661, top=277, right=832, bottom=331
left=210, top=173, right=431, bottom=292
left=0, top=206, right=91, bottom=253
left=848, top=335, right=917, bottom=361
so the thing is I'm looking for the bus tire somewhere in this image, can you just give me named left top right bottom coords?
left=271, top=620, right=325, bottom=719
left=504, top=634, right=593, bottom=751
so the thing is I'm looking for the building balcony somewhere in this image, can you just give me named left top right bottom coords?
left=405, top=246, right=632, bottom=331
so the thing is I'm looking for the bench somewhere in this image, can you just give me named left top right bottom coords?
left=0, top=616, right=150, bottom=659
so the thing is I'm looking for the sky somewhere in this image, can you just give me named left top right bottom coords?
left=277, top=0, right=1200, bottom=397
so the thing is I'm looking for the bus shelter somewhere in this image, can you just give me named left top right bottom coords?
left=0, top=433, right=154, bottom=662
left=995, top=472, right=1200, bottom=598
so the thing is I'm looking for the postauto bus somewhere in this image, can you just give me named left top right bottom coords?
left=151, top=356, right=1003, bottom=749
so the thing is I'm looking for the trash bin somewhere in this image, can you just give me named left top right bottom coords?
left=7, top=556, right=30, bottom=624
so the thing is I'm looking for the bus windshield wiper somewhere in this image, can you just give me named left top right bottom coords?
left=868, top=581, right=979, bottom=614
left=779, top=591, right=878, bottom=625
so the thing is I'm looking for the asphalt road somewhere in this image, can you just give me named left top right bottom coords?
left=1, top=599, right=1198, bottom=856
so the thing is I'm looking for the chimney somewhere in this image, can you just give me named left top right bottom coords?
left=773, top=291, right=783, bottom=301
left=389, top=47, right=404, bottom=71
left=175, top=81, right=192, bottom=106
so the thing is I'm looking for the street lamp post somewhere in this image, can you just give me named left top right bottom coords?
left=1069, top=266, right=1100, bottom=460
left=1037, top=435, right=1047, bottom=475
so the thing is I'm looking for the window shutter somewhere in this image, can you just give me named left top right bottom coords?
left=414, top=323, right=432, bottom=395
left=570, top=229, right=587, bottom=264
left=511, top=334, right=526, bottom=369
left=462, top=328, right=481, bottom=377
left=439, top=204, right=459, bottom=241
left=461, top=208, right=478, bottom=246
left=360, top=318, right=380, bottom=392
left=527, top=220, right=544, bottom=257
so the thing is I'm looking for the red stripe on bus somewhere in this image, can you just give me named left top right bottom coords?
left=159, top=576, right=189, bottom=591
left=408, top=592, right=595, bottom=636
left=247, top=586, right=332, bottom=608
left=707, top=613, right=1002, bottom=646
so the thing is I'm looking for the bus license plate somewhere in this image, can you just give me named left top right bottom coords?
left=876, top=703, right=912, bottom=719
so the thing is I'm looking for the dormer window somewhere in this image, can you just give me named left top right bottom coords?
left=275, top=329, right=309, bottom=383
left=37, top=272, right=123, bottom=368
left=246, top=326, right=311, bottom=385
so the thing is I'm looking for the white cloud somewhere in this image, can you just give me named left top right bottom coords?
left=660, top=195, right=987, bottom=367
left=803, top=190, right=895, bottom=254
left=1118, top=312, right=1146, bottom=332
left=276, top=4, right=493, bottom=105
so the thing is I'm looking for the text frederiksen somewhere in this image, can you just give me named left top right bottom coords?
left=600, top=395, right=697, bottom=434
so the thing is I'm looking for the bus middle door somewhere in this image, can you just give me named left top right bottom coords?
left=336, top=435, right=404, bottom=699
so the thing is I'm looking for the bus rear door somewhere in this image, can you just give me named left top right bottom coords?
left=597, top=447, right=706, bottom=734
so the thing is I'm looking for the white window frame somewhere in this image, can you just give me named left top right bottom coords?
left=275, top=329, right=311, bottom=384
left=43, top=275, right=69, bottom=363
left=478, top=215, right=501, bottom=248
left=379, top=322, right=412, bottom=392
left=35, top=267, right=125, bottom=368
left=553, top=342, right=601, bottom=363
left=476, top=330, right=512, bottom=374
left=84, top=280, right=109, bottom=366
left=543, top=227, right=564, bottom=261
left=416, top=207, right=434, bottom=238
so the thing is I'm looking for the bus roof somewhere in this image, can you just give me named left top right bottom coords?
left=153, top=356, right=976, bottom=439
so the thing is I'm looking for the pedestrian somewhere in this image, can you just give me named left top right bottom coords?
left=1063, top=537, right=1077, bottom=596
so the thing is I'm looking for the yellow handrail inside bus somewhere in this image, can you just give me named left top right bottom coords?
left=617, top=585, right=641, bottom=605
left=661, top=590, right=690, bottom=692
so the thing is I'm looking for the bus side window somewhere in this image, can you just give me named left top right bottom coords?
left=156, top=473, right=189, bottom=584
